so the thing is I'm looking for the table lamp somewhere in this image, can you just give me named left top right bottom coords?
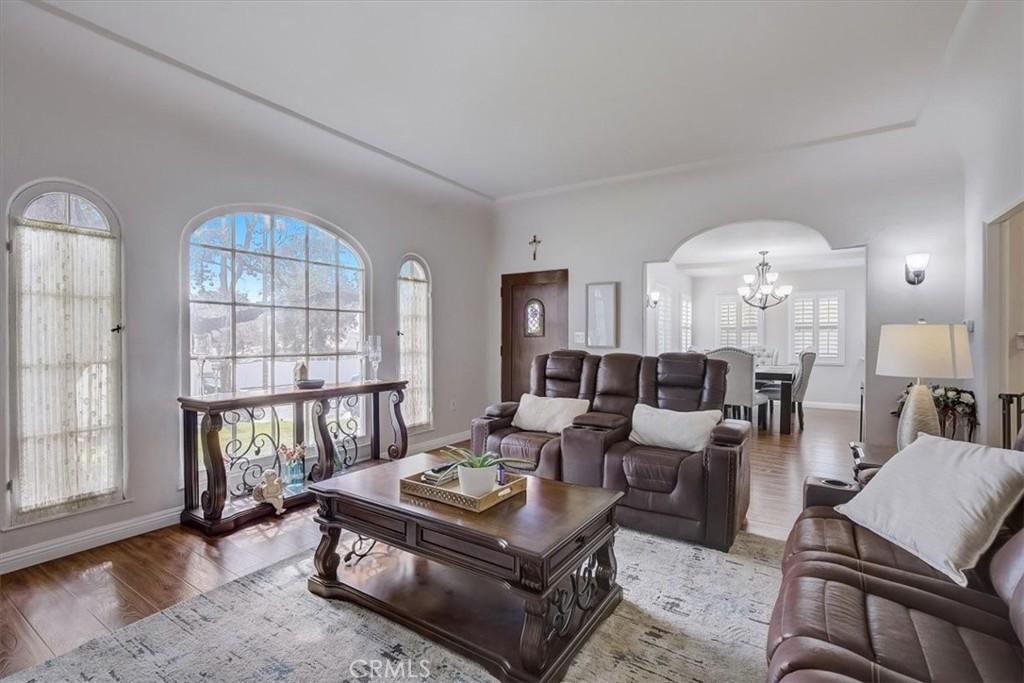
left=875, top=322, right=973, bottom=449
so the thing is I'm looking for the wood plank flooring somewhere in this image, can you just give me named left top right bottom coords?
left=0, top=408, right=857, bottom=677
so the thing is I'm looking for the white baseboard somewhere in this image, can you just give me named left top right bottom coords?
left=0, top=506, right=180, bottom=575
left=802, top=401, right=860, bottom=412
left=408, top=429, right=471, bottom=453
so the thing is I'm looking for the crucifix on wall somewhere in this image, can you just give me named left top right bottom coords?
left=529, top=234, right=542, bottom=260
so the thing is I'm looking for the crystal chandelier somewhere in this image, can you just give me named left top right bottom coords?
left=737, top=251, right=793, bottom=310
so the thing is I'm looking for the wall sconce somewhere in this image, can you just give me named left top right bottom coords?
left=646, top=291, right=661, bottom=308
left=904, top=253, right=929, bottom=285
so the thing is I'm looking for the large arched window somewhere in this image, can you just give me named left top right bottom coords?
left=8, top=184, right=123, bottom=525
left=186, top=210, right=367, bottom=403
left=398, top=257, right=432, bottom=428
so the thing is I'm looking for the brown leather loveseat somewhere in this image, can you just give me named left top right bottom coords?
left=767, top=496, right=1024, bottom=680
left=472, top=350, right=752, bottom=551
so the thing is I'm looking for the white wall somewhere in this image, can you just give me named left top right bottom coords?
left=920, top=0, right=1024, bottom=444
left=491, top=125, right=964, bottom=444
left=687, top=266, right=866, bottom=407
left=0, top=3, right=493, bottom=554
left=643, top=262, right=692, bottom=354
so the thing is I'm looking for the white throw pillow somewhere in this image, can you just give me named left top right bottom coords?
left=628, top=404, right=722, bottom=452
left=511, top=394, right=590, bottom=434
left=835, top=433, right=1024, bottom=586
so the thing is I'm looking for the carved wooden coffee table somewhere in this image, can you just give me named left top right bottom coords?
left=308, top=453, right=623, bottom=682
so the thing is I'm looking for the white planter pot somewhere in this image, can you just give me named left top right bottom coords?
left=458, top=464, right=497, bottom=496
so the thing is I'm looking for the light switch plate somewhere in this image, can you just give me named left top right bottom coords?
left=574, top=331, right=586, bottom=344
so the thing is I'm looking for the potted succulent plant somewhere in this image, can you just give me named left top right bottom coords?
left=440, top=446, right=533, bottom=496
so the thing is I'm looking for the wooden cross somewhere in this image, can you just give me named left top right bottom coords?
left=529, top=234, right=542, bottom=261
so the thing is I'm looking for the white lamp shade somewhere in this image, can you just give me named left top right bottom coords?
left=743, top=274, right=755, bottom=285
left=776, top=285, right=793, bottom=297
left=737, top=286, right=751, bottom=297
left=648, top=290, right=660, bottom=304
left=875, top=323, right=973, bottom=380
left=905, top=253, right=930, bottom=271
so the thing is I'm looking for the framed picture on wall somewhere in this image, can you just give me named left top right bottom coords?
left=586, top=282, right=619, bottom=348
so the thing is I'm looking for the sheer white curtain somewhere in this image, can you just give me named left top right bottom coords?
left=398, top=260, right=431, bottom=427
left=11, top=215, right=123, bottom=524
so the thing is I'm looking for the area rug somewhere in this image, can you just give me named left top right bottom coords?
left=6, top=530, right=783, bottom=682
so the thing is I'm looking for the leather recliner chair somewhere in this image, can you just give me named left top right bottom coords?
left=470, top=349, right=598, bottom=479
left=560, top=352, right=751, bottom=551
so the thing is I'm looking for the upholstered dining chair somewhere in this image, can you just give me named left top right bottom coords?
left=707, top=346, right=770, bottom=427
left=763, top=350, right=817, bottom=431
left=749, top=345, right=778, bottom=367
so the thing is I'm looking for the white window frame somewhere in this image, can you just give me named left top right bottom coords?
left=653, top=283, right=673, bottom=354
left=397, top=254, right=433, bottom=432
left=679, top=295, right=693, bottom=351
left=179, top=204, right=373, bottom=466
left=715, top=294, right=763, bottom=348
left=5, top=180, right=127, bottom=529
left=788, top=289, right=846, bottom=366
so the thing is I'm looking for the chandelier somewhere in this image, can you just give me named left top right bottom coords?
left=737, top=251, right=793, bottom=310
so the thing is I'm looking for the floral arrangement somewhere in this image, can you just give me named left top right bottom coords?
left=278, top=443, right=307, bottom=463
left=894, top=384, right=978, bottom=441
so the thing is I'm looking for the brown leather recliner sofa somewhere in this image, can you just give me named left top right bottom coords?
left=766, top=491, right=1024, bottom=680
left=471, top=350, right=599, bottom=480
left=472, top=350, right=752, bottom=552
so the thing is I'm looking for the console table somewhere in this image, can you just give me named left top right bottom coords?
left=178, top=380, right=408, bottom=535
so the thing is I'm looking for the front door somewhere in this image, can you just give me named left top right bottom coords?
left=501, top=270, right=569, bottom=401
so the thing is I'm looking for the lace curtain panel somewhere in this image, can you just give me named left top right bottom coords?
left=11, top=221, right=123, bottom=524
left=398, top=273, right=431, bottom=427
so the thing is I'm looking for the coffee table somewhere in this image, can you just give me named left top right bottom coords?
left=307, top=452, right=623, bottom=682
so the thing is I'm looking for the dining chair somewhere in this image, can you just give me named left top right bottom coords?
left=749, top=345, right=778, bottom=367
left=707, top=346, right=770, bottom=428
left=763, top=350, right=817, bottom=431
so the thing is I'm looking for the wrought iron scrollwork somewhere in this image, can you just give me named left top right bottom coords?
left=222, top=406, right=283, bottom=497
left=325, top=395, right=361, bottom=469
left=343, top=535, right=378, bottom=565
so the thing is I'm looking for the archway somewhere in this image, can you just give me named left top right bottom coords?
left=643, top=219, right=866, bottom=419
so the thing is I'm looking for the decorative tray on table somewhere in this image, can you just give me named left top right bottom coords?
left=400, top=469, right=527, bottom=512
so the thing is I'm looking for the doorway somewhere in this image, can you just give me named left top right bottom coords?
left=501, top=269, right=569, bottom=401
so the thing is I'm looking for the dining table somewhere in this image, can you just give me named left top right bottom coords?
left=756, top=364, right=797, bottom=434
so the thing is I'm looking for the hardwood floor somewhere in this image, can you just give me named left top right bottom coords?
left=0, top=408, right=857, bottom=677
left=745, top=407, right=859, bottom=539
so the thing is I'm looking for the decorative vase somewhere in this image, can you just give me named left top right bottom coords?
left=287, top=459, right=302, bottom=486
left=458, top=464, right=497, bottom=496
left=897, top=383, right=941, bottom=450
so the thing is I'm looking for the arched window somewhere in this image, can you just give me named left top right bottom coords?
left=398, top=257, right=432, bottom=428
left=186, top=210, right=367, bottom=411
left=9, top=185, right=123, bottom=524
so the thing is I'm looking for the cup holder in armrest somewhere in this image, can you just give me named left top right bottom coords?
left=804, top=476, right=860, bottom=508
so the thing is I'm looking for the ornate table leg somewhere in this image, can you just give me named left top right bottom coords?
left=200, top=412, right=227, bottom=521
left=182, top=409, right=199, bottom=511
left=310, top=398, right=335, bottom=482
left=314, top=524, right=342, bottom=582
left=594, top=536, right=617, bottom=591
left=519, top=538, right=619, bottom=678
left=387, top=388, right=408, bottom=459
